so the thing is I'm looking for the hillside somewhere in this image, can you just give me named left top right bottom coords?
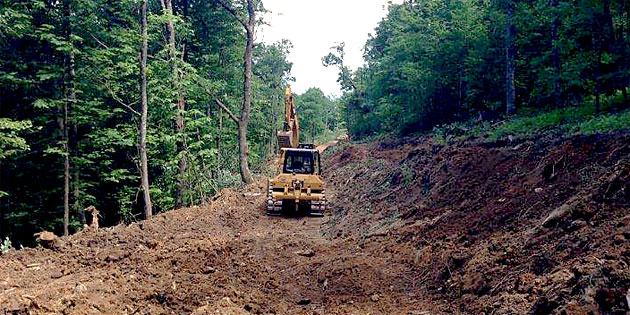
left=1, top=132, right=630, bottom=314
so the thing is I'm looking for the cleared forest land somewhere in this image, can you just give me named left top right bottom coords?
left=1, top=132, right=629, bottom=314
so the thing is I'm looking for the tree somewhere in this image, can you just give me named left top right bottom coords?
left=0, top=0, right=296, bottom=245
left=215, top=0, right=257, bottom=184
left=160, top=0, right=188, bottom=207
left=505, top=0, right=516, bottom=115
left=550, top=0, right=561, bottom=109
left=294, top=88, right=339, bottom=142
left=322, top=43, right=356, bottom=92
left=252, top=40, right=294, bottom=155
left=140, top=0, right=152, bottom=219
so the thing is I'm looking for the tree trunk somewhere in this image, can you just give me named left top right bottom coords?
left=238, top=0, right=255, bottom=184
left=59, top=102, right=70, bottom=236
left=270, top=96, right=277, bottom=155
left=162, top=0, right=187, bottom=207
left=72, top=136, right=82, bottom=225
left=626, top=1, right=630, bottom=105
left=550, top=0, right=561, bottom=108
left=214, top=0, right=255, bottom=184
left=61, top=0, right=74, bottom=236
left=140, top=0, right=153, bottom=219
left=594, top=29, right=601, bottom=113
left=65, top=0, right=83, bottom=226
left=505, top=0, right=516, bottom=115
left=217, top=107, right=222, bottom=180
left=596, top=48, right=601, bottom=114
left=1, top=164, right=6, bottom=239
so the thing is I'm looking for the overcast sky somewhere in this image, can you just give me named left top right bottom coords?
left=258, top=0, right=402, bottom=97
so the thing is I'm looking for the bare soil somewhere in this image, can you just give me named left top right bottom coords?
left=1, top=132, right=629, bottom=314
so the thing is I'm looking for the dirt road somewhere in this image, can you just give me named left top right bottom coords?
left=0, top=184, right=433, bottom=314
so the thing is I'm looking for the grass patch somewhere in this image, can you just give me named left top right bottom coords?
left=575, top=110, right=630, bottom=134
left=432, top=105, right=630, bottom=143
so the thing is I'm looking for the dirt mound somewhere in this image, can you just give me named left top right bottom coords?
left=323, top=132, right=630, bottom=314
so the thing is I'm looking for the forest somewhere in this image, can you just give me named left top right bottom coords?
left=0, top=0, right=341, bottom=245
left=325, top=0, right=630, bottom=137
left=2, top=0, right=630, bottom=246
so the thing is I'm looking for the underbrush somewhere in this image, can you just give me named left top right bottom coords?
left=432, top=105, right=630, bottom=143
left=1, top=237, right=11, bottom=254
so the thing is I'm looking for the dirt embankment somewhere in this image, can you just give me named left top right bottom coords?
left=0, top=132, right=629, bottom=314
left=324, top=132, right=630, bottom=314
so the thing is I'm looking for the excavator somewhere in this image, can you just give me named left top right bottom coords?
left=266, top=86, right=327, bottom=216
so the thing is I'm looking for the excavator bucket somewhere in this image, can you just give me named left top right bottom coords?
left=277, top=129, right=297, bottom=149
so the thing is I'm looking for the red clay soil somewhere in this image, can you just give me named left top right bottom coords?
left=1, top=132, right=629, bottom=314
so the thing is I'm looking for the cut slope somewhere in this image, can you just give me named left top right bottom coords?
left=323, top=132, right=630, bottom=314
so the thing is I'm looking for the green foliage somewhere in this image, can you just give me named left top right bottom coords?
left=294, top=88, right=343, bottom=144
left=0, top=0, right=298, bottom=246
left=0, top=118, right=32, bottom=160
left=432, top=104, right=630, bottom=143
left=333, top=0, right=630, bottom=140
left=576, top=110, right=630, bottom=134
left=0, top=237, right=11, bottom=254
left=398, top=164, right=415, bottom=189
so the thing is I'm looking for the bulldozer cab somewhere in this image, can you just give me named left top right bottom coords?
left=281, top=148, right=321, bottom=175
left=268, top=148, right=327, bottom=216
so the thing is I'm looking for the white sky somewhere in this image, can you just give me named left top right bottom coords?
left=258, top=0, right=402, bottom=97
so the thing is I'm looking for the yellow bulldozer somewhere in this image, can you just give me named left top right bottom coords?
left=266, top=86, right=327, bottom=216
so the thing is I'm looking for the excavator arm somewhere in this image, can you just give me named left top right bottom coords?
left=277, top=85, right=299, bottom=149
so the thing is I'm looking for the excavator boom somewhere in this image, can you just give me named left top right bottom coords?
left=277, top=86, right=299, bottom=149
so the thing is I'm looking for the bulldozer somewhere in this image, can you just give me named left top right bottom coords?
left=266, top=86, right=327, bottom=216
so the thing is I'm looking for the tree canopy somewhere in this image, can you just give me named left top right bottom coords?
left=0, top=0, right=310, bottom=245
left=329, top=0, right=630, bottom=138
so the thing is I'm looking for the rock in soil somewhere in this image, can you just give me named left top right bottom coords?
left=295, top=249, right=315, bottom=257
